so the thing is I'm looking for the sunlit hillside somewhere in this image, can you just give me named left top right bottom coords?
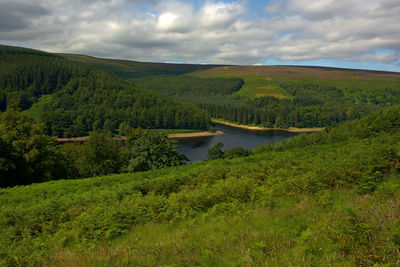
left=1, top=105, right=400, bottom=266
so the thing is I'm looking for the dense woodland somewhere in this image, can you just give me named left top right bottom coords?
left=130, top=73, right=400, bottom=128
left=0, top=45, right=212, bottom=137
left=0, top=110, right=191, bottom=188
left=131, top=75, right=244, bottom=96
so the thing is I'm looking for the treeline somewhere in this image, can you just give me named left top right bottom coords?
left=281, top=82, right=400, bottom=106
left=126, top=69, right=400, bottom=128
left=131, top=75, right=243, bottom=96
left=255, top=103, right=400, bottom=153
left=0, top=46, right=212, bottom=136
left=0, top=111, right=187, bottom=188
left=199, top=81, right=398, bottom=128
left=200, top=98, right=372, bottom=128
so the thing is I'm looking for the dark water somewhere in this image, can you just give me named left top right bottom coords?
left=176, top=124, right=298, bottom=162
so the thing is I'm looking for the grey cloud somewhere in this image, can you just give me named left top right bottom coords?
left=0, top=1, right=48, bottom=31
left=0, top=0, right=399, bottom=68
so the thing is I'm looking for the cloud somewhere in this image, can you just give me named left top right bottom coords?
left=0, top=1, right=49, bottom=31
left=0, top=0, right=399, bottom=69
left=264, top=0, right=282, bottom=14
left=361, top=52, right=399, bottom=63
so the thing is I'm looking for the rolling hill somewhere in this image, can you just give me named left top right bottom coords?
left=57, top=53, right=225, bottom=78
left=59, top=52, right=400, bottom=129
left=132, top=65, right=400, bottom=129
left=192, top=65, right=400, bottom=99
left=0, top=45, right=212, bottom=137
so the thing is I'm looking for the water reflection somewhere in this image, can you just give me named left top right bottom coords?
left=176, top=124, right=298, bottom=162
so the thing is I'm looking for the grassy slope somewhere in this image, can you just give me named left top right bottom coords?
left=1, top=105, right=400, bottom=266
left=57, top=53, right=400, bottom=103
left=191, top=65, right=400, bottom=100
left=57, top=53, right=224, bottom=78
left=21, top=95, right=52, bottom=120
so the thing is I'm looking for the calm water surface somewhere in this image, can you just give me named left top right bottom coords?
left=176, top=124, right=298, bottom=162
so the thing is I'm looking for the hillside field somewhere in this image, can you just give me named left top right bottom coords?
left=191, top=65, right=400, bottom=100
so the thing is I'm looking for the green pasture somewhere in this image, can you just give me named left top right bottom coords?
left=21, top=94, right=52, bottom=120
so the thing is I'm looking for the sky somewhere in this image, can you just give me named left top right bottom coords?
left=0, top=0, right=400, bottom=72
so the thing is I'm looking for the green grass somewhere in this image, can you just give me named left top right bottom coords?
left=252, top=86, right=289, bottom=99
left=236, top=76, right=293, bottom=99
left=3, top=104, right=400, bottom=266
left=1, top=137, right=399, bottom=266
left=190, top=71, right=293, bottom=99
left=2, top=104, right=400, bottom=266
left=21, top=94, right=52, bottom=120
left=191, top=65, right=400, bottom=102
left=48, top=187, right=398, bottom=266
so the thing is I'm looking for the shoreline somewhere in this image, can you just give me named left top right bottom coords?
left=212, top=119, right=325, bottom=133
left=57, top=131, right=223, bottom=143
left=167, top=130, right=223, bottom=138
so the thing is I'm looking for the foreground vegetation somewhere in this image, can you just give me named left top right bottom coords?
left=1, top=105, right=400, bottom=266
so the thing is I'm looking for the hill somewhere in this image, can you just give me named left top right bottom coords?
left=57, top=53, right=225, bottom=78
left=58, top=51, right=400, bottom=130
left=192, top=65, right=400, bottom=99
left=131, top=65, right=400, bottom=129
left=0, top=45, right=212, bottom=137
left=1, top=104, right=400, bottom=266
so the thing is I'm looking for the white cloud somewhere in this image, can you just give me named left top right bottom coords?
left=199, top=1, right=244, bottom=28
left=361, top=52, right=399, bottom=63
left=0, top=0, right=399, bottom=69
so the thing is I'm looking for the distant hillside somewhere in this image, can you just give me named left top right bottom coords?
left=133, top=65, right=400, bottom=129
left=192, top=65, right=400, bottom=99
left=58, top=53, right=225, bottom=78
left=1, top=104, right=400, bottom=266
left=6, top=45, right=400, bottom=130
left=0, top=45, right=212, bottom=136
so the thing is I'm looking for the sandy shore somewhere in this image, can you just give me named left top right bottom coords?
left=213, top=119, right=324, bottom=133
left=57, top=131, right=223, bottom=143
left=167, top=130, right=223, bottom=138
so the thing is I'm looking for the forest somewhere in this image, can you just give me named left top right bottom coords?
left=56, top=49, right=400, bottom=130
left=125, top=67, right=400, bottom=129
left=0, top=45, right=212, bottom=137
left=0, top=109, right=193, bottom=187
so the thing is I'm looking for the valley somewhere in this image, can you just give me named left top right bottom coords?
left=1, top=45, right=400, bottom=266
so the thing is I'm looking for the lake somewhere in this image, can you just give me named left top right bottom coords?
left=176, top=123, right=299, bottom=162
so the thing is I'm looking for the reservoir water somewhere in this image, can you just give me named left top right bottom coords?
left=176, top=123, right=299, bottom=162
